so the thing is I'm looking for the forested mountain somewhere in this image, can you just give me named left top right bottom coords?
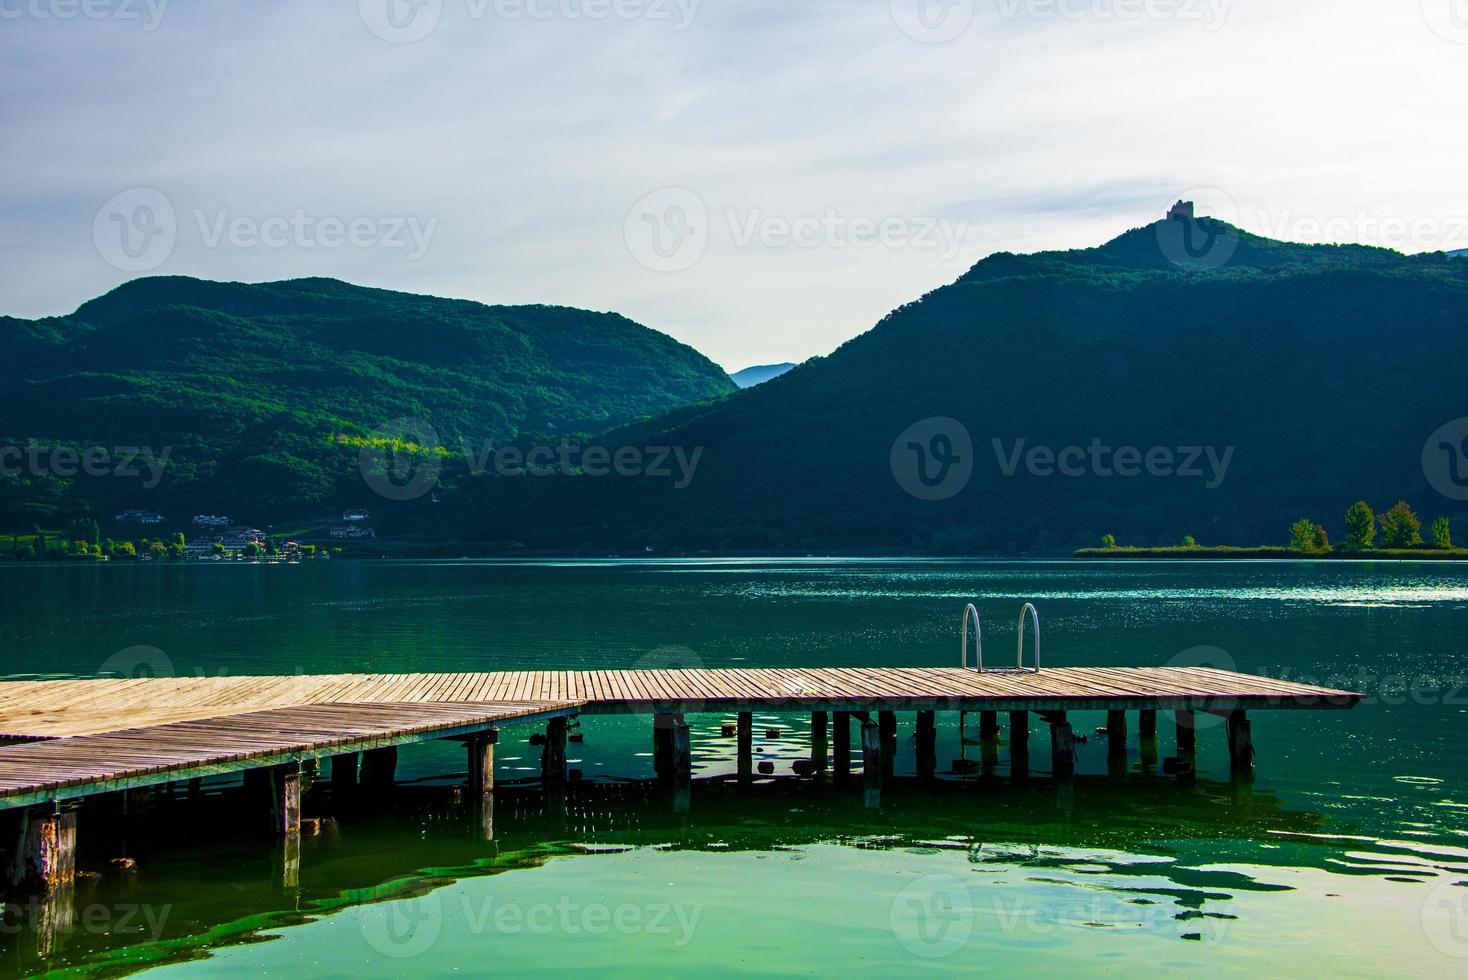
left=0, top=277, right=734, bottom=524
left=459, top=215, right=1468, bottom=554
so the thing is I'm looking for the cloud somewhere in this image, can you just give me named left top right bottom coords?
left=1, top=0, right=1463, bottom=368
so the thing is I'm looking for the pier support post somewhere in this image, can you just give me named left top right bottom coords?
left=468, top=730, right=497, bottom=801
left=1106, top=710, right=1128, bottom=778
left=543, top=717, right=569, bottom=788
left=1139, top=709, right=1157, bottom=739
left=10, top=809, right=76, bottom=892
left=1009, top=711, right=1030, bottom=781
left=1226, top=709, right=1254, bottom=776
left=671, top=715, right=691, bottom=815
left=1175, top=709, right=1197, bottom=755
left=653, top=713, right=674, bottom=783
left=1047, top=714, right=1076, bottom=779
left=736, top=712, right=753, bottom=784
left=331, top=752, right=358, bottom=802
left=1138, top=710, right=1158, bottom=771
left=979, top=711, right=1000, bottom=741
left=833, top=712, right=851, bottom=783
left=360, top=747, right=398, bottom=792
left=860, top=717, right=882, bottom=808
left=915, top=711, right=936, bottom=781
left=878, top=711, right=897, bottom=779
left=811, top=712, right=828, bottom=773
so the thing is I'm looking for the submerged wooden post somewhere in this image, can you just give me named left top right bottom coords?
left=543, top=717, right=569, bottom=788
left=11, top=809, right=76, bottom=891
left=1175, top=709, right=1197, bottom=755
left=1009, top=711, right=1030, bottom=781
left=860, top=717, right=881, bottom=808
left=1139, top=709, right=1158, bottom=739
left=833, top=711, right=851, bottom=783
left=468, top=729, right=498, bottom=800
left=279, top=766, right=302, bottom=836
left=737, top=711, right=753, bottom=784
left=671, top=715, right=691, bottom=814
left=915, top=710, right=937, bottom=780
left=1226, top=709, right=1254, bottom=775
left=878, top=710, right=897, bottom=779
left=1106, top=709, right=1127, bottom=778
left=811, top=712, right=829, bottom=773
left=331, top=751, right=358, bottom=801
left=979, top=710, right=1000, bottom=740
left=360, top=747, right=398, bottom=791
left=1048, top=714, right=1076, bottom=779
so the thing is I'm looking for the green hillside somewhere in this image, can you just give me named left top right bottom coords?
left=0, top=277, right=735, bottom=526
left=460, top=217, right=1468, bottom=554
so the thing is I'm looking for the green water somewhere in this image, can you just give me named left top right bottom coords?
left=1, top=559, right=1466, bottom=977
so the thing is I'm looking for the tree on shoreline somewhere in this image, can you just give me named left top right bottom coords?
left=1379, top=500, right=1423, bottom=548
left=1344, top=501, right=1376, bottom=550
left=1431, top=516, right=1452, bottom=549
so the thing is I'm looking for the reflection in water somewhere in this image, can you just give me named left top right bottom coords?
left=0, top=765, right=1456, bottom=977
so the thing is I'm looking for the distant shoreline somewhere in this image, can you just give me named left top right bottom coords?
left=1074, top=546, right=1468, bottom=561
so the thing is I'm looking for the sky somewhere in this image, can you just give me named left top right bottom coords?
left=2, top=0, right=1465, bottom=370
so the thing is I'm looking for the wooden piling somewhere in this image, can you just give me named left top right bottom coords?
left=1226, top=709, right=1254, bottom=774
left=1139, top=709, right=1157, bottom=739
left=915, top=710, right=936, bottom=780
left=671, top=715, right=691, bottom=814
left=1106, top=709, right=1128, bottom=777
left=860, top=717, right=881, bottom=808
left=10, top=809, right=76, bottom=891
left=360, top=746, right=398, bottom=790
left=1010, top=711, right=1030, bottom=781
left=1175, top=709, right=1197, bottom=754
left=467, top=729, right=497, bottom=799
left=1049, top=715, right=1076, bottom=778
left=811, top=712, right=829, bottom=772
left=543, top=717, right=569, bottom=788
left=878, top=710, right=897, bottom=779
left=652, top=713, right=673, bottom=782
left=979, top=710, right=1000, bottom=740
left=833, top=711, right=851, bottom=783
left=331, top=751, right=358, bottom=801
left=737, top=711, right=752, bottom=784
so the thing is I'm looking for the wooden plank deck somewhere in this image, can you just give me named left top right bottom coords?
left=0, top=700, right=583, bottom=810
left=0, top=666, right=1357, bottom=740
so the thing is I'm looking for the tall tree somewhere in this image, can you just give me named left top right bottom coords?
left=1289, top=518, right=1319, bottom=552
left=1379, top=500, right=1423, bottom=548
left=1431, top=516, right=1452, bottom=549
left=1344, top=501, right=1376, bottom=550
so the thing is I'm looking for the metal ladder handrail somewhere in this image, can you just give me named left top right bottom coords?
left=1016, top=602, right=1040, bottom=671
left=961, top=602, right=1041, bottom=672
left=960, top=603, right=983, bottom=672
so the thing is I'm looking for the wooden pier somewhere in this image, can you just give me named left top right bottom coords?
left=0, top=666, right=1358, bottom=892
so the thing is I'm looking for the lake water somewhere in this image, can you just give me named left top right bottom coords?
left=1, top=559, right=1466, bottom=977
